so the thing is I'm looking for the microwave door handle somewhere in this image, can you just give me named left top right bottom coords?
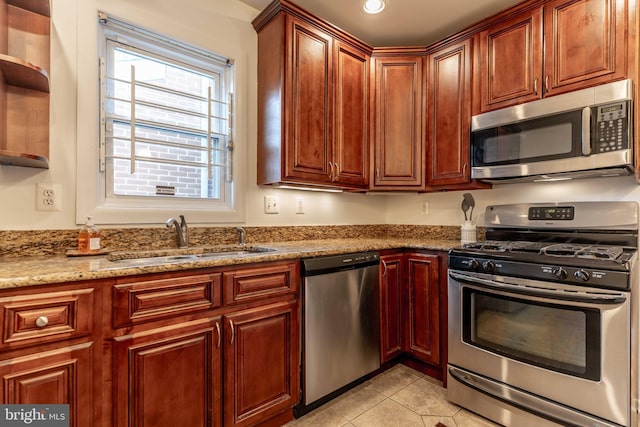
left=582, top=106, right=592, bottom=155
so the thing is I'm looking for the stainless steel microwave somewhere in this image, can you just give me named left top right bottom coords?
left=471, top=79, right=634, bottom=183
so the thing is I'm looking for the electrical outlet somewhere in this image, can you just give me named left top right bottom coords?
left=296, top=196, right=304, bottom=214
left=36, top=183, right=61, bottom=211
left=421, top=201, right=430, bottom=215
left=264, top=195, right=279, bottom=214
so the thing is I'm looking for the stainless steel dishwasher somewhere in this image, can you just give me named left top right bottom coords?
left=296, top=251, right=380, bottom=416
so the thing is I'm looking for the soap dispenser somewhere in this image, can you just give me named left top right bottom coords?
left=78, top=216, right=101, bottom=253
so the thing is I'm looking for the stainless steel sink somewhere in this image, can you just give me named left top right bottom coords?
left=107, top=246, right=276, bottom=266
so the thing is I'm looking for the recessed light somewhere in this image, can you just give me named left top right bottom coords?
left=363, top=0, right=385, bottom=14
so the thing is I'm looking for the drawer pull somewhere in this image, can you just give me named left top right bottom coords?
left=35, top=316, right=49, bottom=328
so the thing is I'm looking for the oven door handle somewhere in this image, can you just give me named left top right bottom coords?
left=449, top=271, right=627, bottom=305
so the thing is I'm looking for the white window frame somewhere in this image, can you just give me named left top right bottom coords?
left=76, top=12, right=246, bottom=225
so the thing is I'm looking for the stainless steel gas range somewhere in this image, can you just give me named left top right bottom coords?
left=447, top=202, right=639, bottom=427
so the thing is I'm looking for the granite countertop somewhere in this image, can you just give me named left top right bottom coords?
left=0, top=238, right=461, bottom=289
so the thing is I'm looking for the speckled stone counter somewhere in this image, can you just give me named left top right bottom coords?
left=0, top=237, right=463, bottom=289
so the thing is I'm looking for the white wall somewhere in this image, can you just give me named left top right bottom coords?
left=0, top=0, right=639, bottom=231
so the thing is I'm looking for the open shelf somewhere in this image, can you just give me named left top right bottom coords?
left=0, top=149, right=48, bottom=168
left=0, top=54, right=49, bottom=92
left=6, top=0, right=49, bottom=17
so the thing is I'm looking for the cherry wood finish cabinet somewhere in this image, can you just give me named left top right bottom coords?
left=404, top=253, right=440, bottom=366
left=254, top=2, right=369, bottom=189
left=371, top=52, right=426, bottom=190
left=379, top=253, right=404, bottom=362
left=378, top=250, right=448, bottom=382
left=0, top=0, right=50, bottom=167
left=476, top=0, right=630, bottom=113
left=0, top=283, right=101, bottom=427
left=107, top=260, right=300, bottom=427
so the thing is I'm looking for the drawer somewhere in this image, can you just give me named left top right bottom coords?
left=223, top=261, right=299, bottom=305
left=113, top=273, right=222, bottom=327
left=0, top=289, right=94, bottom=350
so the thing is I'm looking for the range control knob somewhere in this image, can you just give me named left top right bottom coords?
left=553, top=268, right=568, bottom=280
left=482, top=261, right=496, bottom=273
left=468, top=259, right=480, bottom=271
left=574, top=269, right=590, bottom=282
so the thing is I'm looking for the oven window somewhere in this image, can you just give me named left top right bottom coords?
left=462, top=288, right=601, bottom=380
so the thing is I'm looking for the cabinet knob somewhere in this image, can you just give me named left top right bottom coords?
left=35, top=316, right=49, bottom=328
left=381, top=260, right=388, bottom=277
left=328, top=162, right=334, bottom=180
left=534, top=78, right=538, bottom=95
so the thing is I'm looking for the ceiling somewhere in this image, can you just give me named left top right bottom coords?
left=239, top=0, right=525, bottom=46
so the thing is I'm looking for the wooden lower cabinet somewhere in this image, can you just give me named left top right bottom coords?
left=109, top=262, right=300, bottom=427
left=113, top=318, right=222, bottom=427
left=379, top=251, right=446, bottom=380
left=405, top=253, right=440, bottom=366
left=0, top=342, right=94, bottom=427
left=223, top=301, right=299, bottom=427
left=379, top=253, right=403, bottom=362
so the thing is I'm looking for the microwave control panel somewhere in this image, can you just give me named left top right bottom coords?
left=594, top=101, right=629, bottom=153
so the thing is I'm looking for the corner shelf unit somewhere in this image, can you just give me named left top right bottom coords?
left=0, top=0, right=50, bottom=168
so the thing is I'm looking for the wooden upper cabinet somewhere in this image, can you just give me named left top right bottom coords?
left=478, top=8, right=543, bottom=112
left=371, top=54, right=425, bottom=189
left=477, top=0, right=628, bottom=113
left=286, top=17, right=333, bottom=185
left=426, top=39, right=473, bottom=187
left=254, top=3, right=370, bottom=190
left=543, top=0, right=627, bottom=96
left=333, top=41, right=369, bottom=187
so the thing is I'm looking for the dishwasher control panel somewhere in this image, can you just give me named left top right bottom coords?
left=302, top=251, right=380, bottom=276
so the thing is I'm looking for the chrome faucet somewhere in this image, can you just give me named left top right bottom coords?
left=236, top=226, right=246, bottom=246
left=166, top=215, right=189, bottom=248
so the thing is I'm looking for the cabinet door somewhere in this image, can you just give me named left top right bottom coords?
left=113, top=318, right=221, bottom=427
left=0, top=342, right=93, bottom=427
left=543, top=0, right=627, bottom=96
left=426, top=39, right=472, bottom=187
left=404, top=253, right=440, bottom=365
left=379, top=254, right=403, bottom=363
left=372, top=56, right=425, bottom=189
left=477, top=8, right=543, bottom=112
left=285, top=17, right=333, bottom=184
left=224, top=301, right=299, bottom=427
left=333, top=41, right=369, bottom=187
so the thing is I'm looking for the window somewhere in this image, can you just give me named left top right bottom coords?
left=81, top=13, right=241, bottom=224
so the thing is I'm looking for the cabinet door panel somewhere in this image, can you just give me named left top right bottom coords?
left=286, top=17, right=332, bottom=183
left=372, top=56, right=424, bottom=189
left=405, top=254, right=439, bottom=365
left=479, top=9, right=543, bottom=111
left=544, top=0, right=626, bottom=95
left=427, top=40, right=472, bottom=186
left=113, top=318, right=221, bottom=427
left=380, top=254, right=403, bottom=362
left=224, top=301, right=299, bottom=427
left=0, top=342, right=93, bottom=427
left=334, top=42, right=368, bottom=187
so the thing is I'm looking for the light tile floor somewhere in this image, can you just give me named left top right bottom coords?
left=285, top=364, right=500, bottom=427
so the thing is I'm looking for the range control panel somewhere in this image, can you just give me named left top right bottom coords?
left=528, top=206, right=575, bottom=221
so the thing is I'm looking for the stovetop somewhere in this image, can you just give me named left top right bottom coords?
left=461, top=240, right=635, bottom=264
left=449, top=202, right=639, bottom=290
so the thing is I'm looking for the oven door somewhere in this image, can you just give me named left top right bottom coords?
left=448, top=270, right=630, bottom=427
